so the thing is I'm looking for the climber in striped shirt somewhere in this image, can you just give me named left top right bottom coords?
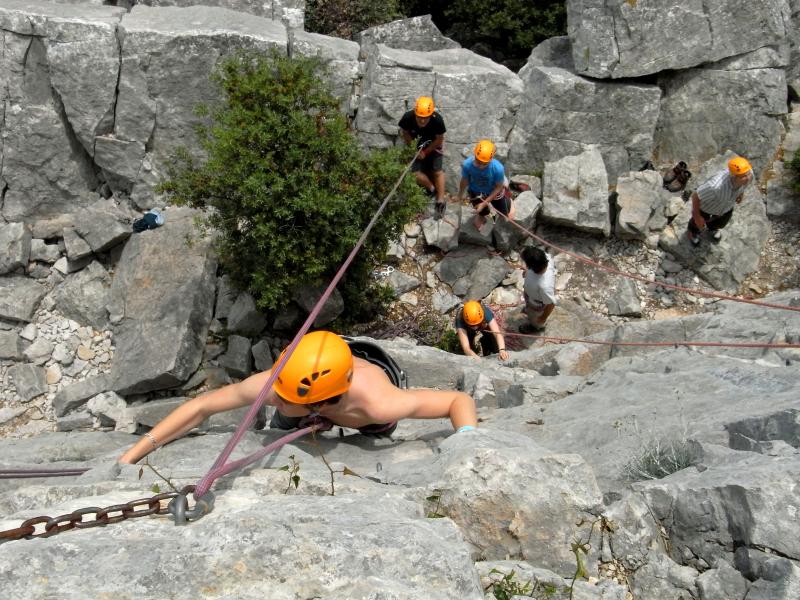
left=686, top=156, right=753, bottom=247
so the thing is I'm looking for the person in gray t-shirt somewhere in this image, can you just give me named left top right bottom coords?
left=687, top=156, right=753, bottom=246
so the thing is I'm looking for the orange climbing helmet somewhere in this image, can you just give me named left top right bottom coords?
left=274, top=331, right=353, bottom=404
left=728, top=156, right=752, bottom=176
left=463, top=301, right=485, bottom=326
left=474, top=139, right=496, bottom=163
left=415, top=96, right=435, bottom=118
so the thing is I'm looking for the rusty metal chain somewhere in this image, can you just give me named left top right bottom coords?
left=0, top=485, right=202, bottom=544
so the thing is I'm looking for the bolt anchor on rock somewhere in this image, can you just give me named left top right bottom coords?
left=167, top=485, right=215, bottom=526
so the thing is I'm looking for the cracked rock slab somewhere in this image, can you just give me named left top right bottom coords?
left=567, top=0, right=788, bottom=79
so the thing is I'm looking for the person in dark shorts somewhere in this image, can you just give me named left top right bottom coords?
left=454, top=301, right=509, bottom=361
left=457, top=139, right=515, bottom=230
left=398, top=96, right=447, bottom=213
left=686, top=155, right=753, bottom=247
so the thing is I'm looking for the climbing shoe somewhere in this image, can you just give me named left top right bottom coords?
left=711, top=230, right=722, bottom=242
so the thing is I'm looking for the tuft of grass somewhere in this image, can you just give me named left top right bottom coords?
left=623, top=437, right=697, bottom=481
left=485, top=569, right=534, bottom=599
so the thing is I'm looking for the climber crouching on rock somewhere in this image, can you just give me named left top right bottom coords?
left=686, top=155, right=754, bottom=247
left=454, top=300, right=509, bottom=362
left=457, top=139, right=515, bottom=230
left=118, top=331, right=478, bottom=464
left=398, top=95, right=448, bottom=215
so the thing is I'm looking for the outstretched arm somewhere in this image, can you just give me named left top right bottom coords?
left=371, top=384, right=478, bottom=431
left=691, top=192, right=706, bottom=229
left=456, top=326, right=479, bottom=359
left=118, top=369, right=275, bottom=464
left=486, top=318, right=509, bottom=361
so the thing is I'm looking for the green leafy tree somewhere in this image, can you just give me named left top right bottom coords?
left=401, top=0, right=567, bottom=68
left=160, top=50, right=425, bottom=319
left=789, top=147, right=800, bottom=194
left=306, top=0, right=404, bottom=39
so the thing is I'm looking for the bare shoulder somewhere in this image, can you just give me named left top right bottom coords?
left=233, top=369, right=276, bottom=406
left=347, top=358, right=460, bottom=423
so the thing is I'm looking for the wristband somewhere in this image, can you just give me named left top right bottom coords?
left=456, top=425, right=476, bottom=434
left=144, top=432, right=158, bottom=450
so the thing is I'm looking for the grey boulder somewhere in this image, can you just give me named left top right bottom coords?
left=50, top=260, right=111, bottom=329
left=0, top=277, right=47, bottom=322
left=614, top=170, right=674, bottom=240
left=654, top=49, right=787, bottom=175
left=109, top=208, right=218, bottom=394
left=541, top=147, right=610, bottom=236
left=567, top=0, right=788, bottom=79
left=508, top=65, right=661, bottom=184
left=0, top=222, right=31, bottom=274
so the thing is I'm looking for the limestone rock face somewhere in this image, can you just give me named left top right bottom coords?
left=111, top=5, right=288, bottom=199
left=654, top=49, right=787, bottom=175
left=290, top=30, right=360, bottom=113
left=567, top=0, right=789, bottom=79
left=108, top=208, right=217, bottom=394
left=524, top=35, right=574, bottom=71
left=50, top=260, right=111, bottom=329
left=355, top=44, right=522, bottom=190
left=614, top=170, right=674, bottom=240
left=0, top=276, right=47, bottom=322
left=135, top=0, right=305, bottom=28
left=0, top=491, right=483, bottom=599
left=658, top=154, right=771, bottom=292
left=541, top=147, right=610, bottom=236
left=766, top=160, right=800, bottom=221
left=0, top=222, right=31, bottom=274
left=492, top=190, right=541, bottom=251
left=382, top=430, right=603, bottom=574
left=0, top=1, right=123, bottom=219
left=355, top=15, right=460, bottom=52
left=788, top=0, right=800, bottom=95
left=638, top=449, right=800, bottom=567
left=508, top=66, right=661, bottom=183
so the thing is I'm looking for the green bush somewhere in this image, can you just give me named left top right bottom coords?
left=436, top=328, right=462, bottom=354
left=623, top=437, right=698, bottom=481
left=788, top=147, right=800, bottom=194
left=306, top=0, right=403, bottom=39
left=401, top=0, right=567, bottom=68
left=160, top=50, right=425, bottom=319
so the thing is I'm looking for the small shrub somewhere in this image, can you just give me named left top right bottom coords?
left=788, top=147, right=800, bottom=194
left=623, top=437, right=698, bottom=481
left=160, top=50, right=426, bottom=317
left=306, top=0, right=403, bottom=39
left=401, top=0, right=567, bottom=69
left=485, top=569, right=534, bottom=599
left=435, top=328, right=461, bottom=354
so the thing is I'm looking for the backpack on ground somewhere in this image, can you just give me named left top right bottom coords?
left=132, top=209, right=165, bottom=233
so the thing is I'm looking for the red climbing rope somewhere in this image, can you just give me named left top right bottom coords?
left=492, top=209, right=800, bottom=313
left=499, top=329, right=800, bottom=350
